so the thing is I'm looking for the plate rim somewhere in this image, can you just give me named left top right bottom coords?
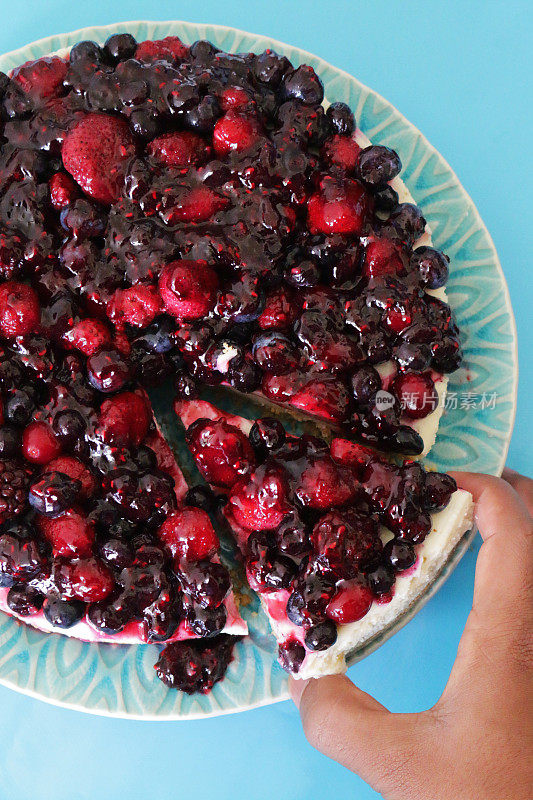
left=0, top=19, right=518, bottom=719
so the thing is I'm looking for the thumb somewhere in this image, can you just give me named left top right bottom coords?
left=290, top=674, right=436, bottom=797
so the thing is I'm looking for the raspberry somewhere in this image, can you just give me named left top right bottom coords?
left=11, top=56, right=67, bottom=101
left=98, top=391, right=151, bottom=448
left=213, top=111, right=261, bottom=156
left=62, top=318, right=113, bottom=356
left=62, top=113, right=137, bottom=204
left=159, top=260, right=219, bottom=321
left=147, top=131, right=211, bottom=168
left=158, top=508, right=219, bottom=562
left=22, top=422, right=62, bottom=465
left=307, top=179, right=372, bottom=235
left=107, top=285, right=162, bottom=328
left=135, top=36, right=189, bottom=63
left=48, top=172, right=78, bottom=210
left=0, top=282, right=41, bottom=339
left=0, top=460, right=31, bottom=523
left=0, top=233, right=25, bottom=280
left=38, top=507, right=95, bottom=557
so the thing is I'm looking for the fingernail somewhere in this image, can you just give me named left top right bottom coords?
left=288, top=676, right=311, bottom=708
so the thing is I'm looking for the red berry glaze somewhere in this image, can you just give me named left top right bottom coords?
left=0, top=282, right=41, bottom=338
left=22, top=422, right=62, bottom=465
left=159, top=260, right=219, bottom=321
left=158, top=508, right=219, bottom=562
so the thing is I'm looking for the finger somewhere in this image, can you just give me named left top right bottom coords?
left=289, top=674, right=435, bottom=796
left=502, top=468, right=533, bottom=516
left=449, top=471, right=533, bottom=620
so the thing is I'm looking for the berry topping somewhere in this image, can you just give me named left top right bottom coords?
left=213, top=111, right=261, bottom=155
left=29, top=472, right=80, bottom=516
left=326, top=579, right=374, bottom=623
left=38, top=508, right=95, bottom=557
left=98, top=391, right=151, bottom=448
left=154, top=635, right=236, bottom=694
left=53, top=556, right=114, bottom=602
left=147, top=131, right=211, bottom=167
left=308, top=178, right=372, bottom=235
left=0, top=460, right=31, bottom=523
left=135, top=36, right=189, bottom=63
left=393, top=372, right=438, bottom=419
left=12, top=56, right=67, bottom=101
left=358, top=145, right=402, bottom=187
left=229, top=465, right=288, bottom=531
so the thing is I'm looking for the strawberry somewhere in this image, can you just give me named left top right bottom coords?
left=161, top=187, right=228, bottom=224
left=62, top=318, right=113, bottom=356
left=363, top=238, right=406, bottom=279
left=158, top=508, right=219, bottom=562
left=159, top=260, right=219, bottom=321
left=11, top=56, right=67, bottom=101
left=186, top=418, right=256, bottom=489
left=98, top=391, right=151, bottom=448
left=53, top=556, right=114, bottom=602
left=228, top=465, right=289, bottom=531
left=38, top=508, right=95, bottom=557
left=48, top=172, right=79, bottom=209
left=295, top=454, right=357, bottom=509
left=135, top=36, right=189, bottom=62
left=322, top=135, right=361, bottom=172
left=147, top=131, right=211, bottom=168
left=45, top=456, right=96, bottom=498
left=257, top=287, right=298, bottom=330
left=290, top=376, right=351, bottom=423
left=107, top=285, right=162, bottom=328
left=307, top=178, right=372, bottom=235
left=213, top=111, right=261, bottom=156
left=0, top=282, right=41, bottom=339
left=326, top=579, right=373, bottom=624
left=330, top=438, right=373, bottom=473
left=62, top=113, right=137, bottom=204
left=22, top=422, right=62, bottom=465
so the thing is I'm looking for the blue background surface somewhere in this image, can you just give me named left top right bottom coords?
left=0, top=2, right=531, bottom=798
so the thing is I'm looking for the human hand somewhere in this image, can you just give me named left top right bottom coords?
left=289, top=469, right=533, bottom=800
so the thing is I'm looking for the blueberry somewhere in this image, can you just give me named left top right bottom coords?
left=0, top=425, right=21, bottom=457
left=366, top=564, right=395, bottom=595
left=304, top=620, right=337, bottom=651
left=410, top=246, right=450, bottom=290
left=87, top=349, right=131, bottom=393
left=88, top=601, right=127, bottom=634
left=177, top=561, right=230, bottom=609
left=249, top=418, right=286, bottom=456
left=384, top=539, right=416, bottom=572
left=431, top=336, right=463, bottom=372
left=326, top=102, right=355, bottom=136
left=358, top=145, right=402, bottom=188
left=97, top=538, right=134, bottom=570
left=129, top=109, right=160, bottom=140
left=104, top=33, right=137, bottom=62
left=135, top=316, right=177, bottom=353
left=285, top=259, right=320, bottom=288
left=351, top=365, right=381, bottom=406
left=185, top=601, right=227, bottom=637
left=184, top=95, right=221, bottom=133
left=189, top=40, right=220, bottom=61
left=278, top=639, right=306, bottom=673
left=5, top=388, right=35, bottom=426
left=43, top=597, right=85, bottom=628
left=227, top=358, right=262, bottom=393
left=388, top=425, right=424, bottom=456
left=388, top=203, right=426, bottom=246
left=281, top=65, right=324, bottom=105
left=394, top=341, right=432, bottom=372
left=29, top=472, right=81, bottom=517
left=373, top=184, right=399, bottom=213
left=52, top=409, right=85, bottom=445
left=252, top=331, right=298, bottom=374
left=7, top=584, right=43, bottom=616
left=69, top=40, right=103, bottom=65
left=185, top=485, right=216, bottom=512
left=253, top=50, right=291, bottom=86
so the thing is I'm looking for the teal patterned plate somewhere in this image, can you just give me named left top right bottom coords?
left=0, top=21, right=517, bottom=719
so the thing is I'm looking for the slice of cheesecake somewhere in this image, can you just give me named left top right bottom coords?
left=175, top=398, right=473, bottom=679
